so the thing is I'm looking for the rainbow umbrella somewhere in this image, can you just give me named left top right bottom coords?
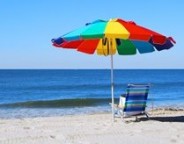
left=52, top=18, right=175, bottom=121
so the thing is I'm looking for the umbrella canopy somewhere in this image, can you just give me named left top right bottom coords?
left=52, top=18, right=175, bottom=56
left=51, top=18, right=175, bottom=122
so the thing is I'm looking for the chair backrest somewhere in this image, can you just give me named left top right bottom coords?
left=124, top=84, right=150, bottom=116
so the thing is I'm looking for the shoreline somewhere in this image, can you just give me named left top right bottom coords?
left=0, top=106, right=184, bottom=120
left=0, top=106, right=184, bottom=119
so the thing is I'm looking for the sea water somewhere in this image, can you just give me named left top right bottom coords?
left=0, top=69, right=184, bottom=118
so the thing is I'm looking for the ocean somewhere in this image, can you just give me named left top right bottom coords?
left=0, top=69, right=184, bottom=118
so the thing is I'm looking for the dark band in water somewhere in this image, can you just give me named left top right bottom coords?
left=0, top=98, right=119, bottom=108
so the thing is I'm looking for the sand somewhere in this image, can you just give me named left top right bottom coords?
left=0, top=109, right=184, bottom=144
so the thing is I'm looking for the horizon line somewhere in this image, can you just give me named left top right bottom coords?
left=0, top=68, right=184, bottom=70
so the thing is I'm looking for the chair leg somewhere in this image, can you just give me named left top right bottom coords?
left=135, top=116, right=139, bottom=121
left=145, top=112, right=149, bottom=119
left=120, top=112, right=125, bottom=122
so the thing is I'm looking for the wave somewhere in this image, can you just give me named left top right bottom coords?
left=0, top=98, right=118, bottom=108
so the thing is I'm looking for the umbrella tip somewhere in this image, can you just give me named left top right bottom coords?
left=85, top=22, right=91, bottom=26
left=51, top=38, right=55, bottom=43
left=168, top=37, right=176, bottom=44
left=51, top=37, right=64, bottom=45
left=128, top=21, right=136, bottom=25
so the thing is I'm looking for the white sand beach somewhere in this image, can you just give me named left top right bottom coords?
left=0, top=109, right=184, bottom=144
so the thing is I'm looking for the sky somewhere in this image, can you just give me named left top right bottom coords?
left=0, top=0, right=183, bottom=69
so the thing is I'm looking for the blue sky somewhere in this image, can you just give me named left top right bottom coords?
left=0, top=0, right=183, bottom=69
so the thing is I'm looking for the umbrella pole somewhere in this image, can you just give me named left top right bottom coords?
left=110, top=47, right=115, bottom=122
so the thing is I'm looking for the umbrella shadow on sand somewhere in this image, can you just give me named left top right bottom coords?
left=139, top=116, right=184, bottom=123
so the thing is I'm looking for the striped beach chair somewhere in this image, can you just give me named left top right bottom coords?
left=117, top=84, right=150, bottom=120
